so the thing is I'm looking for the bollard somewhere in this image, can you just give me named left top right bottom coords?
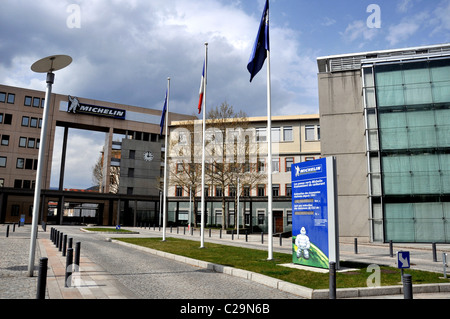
left=56, top=231, right=60, bottom=248
left=403, top=274, right=413, bottom=299
left=36, top=257, right=48, bottom=299
left=58, top=233, right=63, bottom=251
left=279, top=233, right=282, bottom=246
left=389, top=240, right=393, bottom=257
left=232, top=231, right=234, bottom=240
left=65, top=248, right=73, bottom=288
left=220, top=229, right=222, bottom=239
left=329, top=262, right=336, bottom=299
left=6, top=225, right=9, bottom=237
left=50, top=228, right=53, bottom=241
left=443, top=253, right=448, bottom=279
left=74, top=242, right=81, bottom=268
left=354, top=238, right=358, bottom=254
left=184, top=226, right=186, bottom=235
left=245, top=230, right=248, bottom=242
left=209, top=228, right=211, bottom=238
left=68, top=237, right=73, bottom=250
left=261, top=232, right=264, bottom=244
left=62, top=234, right=67, bottom=256
left=432, top=243, right=437, bottom=262
left=13, top=223, right=16, bottom=232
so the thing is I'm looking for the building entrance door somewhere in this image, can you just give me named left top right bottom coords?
left=273, top=210, right=283, bottom=233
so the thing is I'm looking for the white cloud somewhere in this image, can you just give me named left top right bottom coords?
left=0, top=0, right=316, bottom=118
left=341, top=20, right=379, bottom=43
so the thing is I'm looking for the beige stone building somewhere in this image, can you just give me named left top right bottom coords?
left=0, top=84, right=193, bottom=226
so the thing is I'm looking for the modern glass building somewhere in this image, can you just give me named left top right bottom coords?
left=318, top=43, right=450, bottom=243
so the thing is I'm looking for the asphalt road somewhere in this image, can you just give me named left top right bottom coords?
left=55, top=226, right=303, bottom=300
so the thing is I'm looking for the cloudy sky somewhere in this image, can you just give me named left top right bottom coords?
left=2, top=0, right=450, bottom=188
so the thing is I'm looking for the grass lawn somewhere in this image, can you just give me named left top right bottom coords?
left=115, top=237, right=449, bottom=290
left=84, top=227, right=134, bottom=233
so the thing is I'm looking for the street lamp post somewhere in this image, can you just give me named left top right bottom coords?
left=27, top=55, right=72, bottom=277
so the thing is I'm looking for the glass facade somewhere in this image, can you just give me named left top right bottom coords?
left=364, top=57, right=450, bottom=243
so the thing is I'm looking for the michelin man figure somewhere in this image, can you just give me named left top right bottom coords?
left=295, top=227, right=311, bottom=259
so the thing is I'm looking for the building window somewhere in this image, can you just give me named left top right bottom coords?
left=287, top=210, right=292, bottom=225
left=19, top=137, right=27, bottom=147
left=33, top=97, right=40, bottom=108
left=176, top=186, right=183, bottom=197
left=128, top=168, right=134, bottom=177
left=14, top=180, right=22, bottom=188
left=272, top=159, right=279, bottom=172
left=283, top=126, right=293, bottom=141
left=257, top=184, right=265, bottom=197
left=272, top=184, right=279, bottom=197
left=256, top=127, right=267, bottom=142
left=305, top=125, right=315, bottom=141
left=4, top=114, right=12, bottom=125
left=16, top=158, right=24, bottom=169
left=257, top=210, right=265, bottom=225
left=11, top=205, right=20, bottom=216
left=22, top=116, right=29, bottom=127
left=27, top=138, right=35, bottom=148
left=0, top=92, right=6, bottom=103
left=1, top=135, right=9, bottom=146
left=215, top=186, right=223, bottom=197
left=25, top=159, right=33, bottom=170
left=127, top=187, right=133, bottom=195
left=0, top=178, right=4, bottom=187
left=272, top=127, right=280, bottom=143
left=129, top=150, right=135, bottom=159
left=286, top=184, right=292, bottom=196
left=286, top=157, right=294, bottom=172
left=204, top=186, right=209, bottom=197
left=229, top=186, right=236, bottom=197
left=258, top=158, right=265, bottom=172
left=30, top=118, right=38, bottom=128
left=23, top=180, right=31, bottom=189
left=243, top=185, right=250, bottom=197
left=24, top=96, right=32, bottom=106
left=0, top=113, right=3, bottom=123
left=0, top=157, right=6, bottom=167
left=7, top=93, right=15, bottom=104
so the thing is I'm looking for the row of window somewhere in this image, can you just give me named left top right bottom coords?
left=0, top=92, right=15, bottom=104
left=0, top=91, right=45, bottom=108
left=175, top=184, right=292, bottom=197
left=0, top=113, right=43, bottom=129
left=0, top=135, right=40, bottom=149
left=0, top=157, right=38, bottom=170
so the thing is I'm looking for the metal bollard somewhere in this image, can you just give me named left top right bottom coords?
left=36, top=257, right=48, bottom=299
left=261, top=232, right=264, bottom=244
left=329, top=262, right=336, bottom=299
left=58, top=233, right=63, bottom=251
left=403, top=274, right=413, bottom=299
left=354, top=238, right=358, bottom=254
left=432, top=243, right=437, bottom=262
left=389, top=240, right=393, bottom=257
left=65, top=248, right=73, bottom=288
left=232, top=231, right=234, bottom=240
left=68, top=237, right=73, bottom=250
left=279, top=233, right=282, bottom=246
left=56, top=231, right=60, bottom=248
left=443, top=253, right=448, bottom=279
left=62, top=234, right=67, bottom=256
left=6, top=225, right=9, bottom=237
left=74, top=242, right=81, bottom=268
left=245, top=230, right=248, bottom=242
left=13, top=223, right=16, bottom=232
left=209, top=228, right=211, bottom=238
left=220, top=229, right=222, bottom=239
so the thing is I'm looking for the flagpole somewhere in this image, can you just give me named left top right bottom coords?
left=266, top=48, right=273, bottom=260
left=162, top=77, right=170, bottom=242
left=200, top=42, right=208, bottom=248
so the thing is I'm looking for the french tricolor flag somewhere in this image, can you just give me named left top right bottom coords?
left=198, top=61, right=205, bottom=114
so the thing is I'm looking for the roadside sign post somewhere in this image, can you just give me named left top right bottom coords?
left=397, top=251, right=410, bottom=282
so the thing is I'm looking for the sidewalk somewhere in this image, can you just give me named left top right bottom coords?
left=0, top=224, right=134, bottom=299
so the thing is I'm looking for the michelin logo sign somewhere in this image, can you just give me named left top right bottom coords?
left=295, top=164, right=322, bottom=177
left=68, top=96, right=126, bottom=120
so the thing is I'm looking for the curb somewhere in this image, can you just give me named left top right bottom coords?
left=110, top=239, right=450, bottom=299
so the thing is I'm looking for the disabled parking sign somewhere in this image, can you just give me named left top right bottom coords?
left=291, top=157, right=339, bottom=269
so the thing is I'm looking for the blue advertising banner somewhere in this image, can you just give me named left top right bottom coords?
left=291, top=157, right=339, bottom=269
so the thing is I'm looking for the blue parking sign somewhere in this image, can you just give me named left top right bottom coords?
left=397, top=251, right=410, bottom=269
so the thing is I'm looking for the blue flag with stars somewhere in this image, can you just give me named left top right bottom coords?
left=247, top=0, right=269, bottom=82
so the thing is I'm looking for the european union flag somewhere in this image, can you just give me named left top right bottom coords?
left=160, top=90, right=168, bottom=136
left=247, top=0, right=269, bottom=82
